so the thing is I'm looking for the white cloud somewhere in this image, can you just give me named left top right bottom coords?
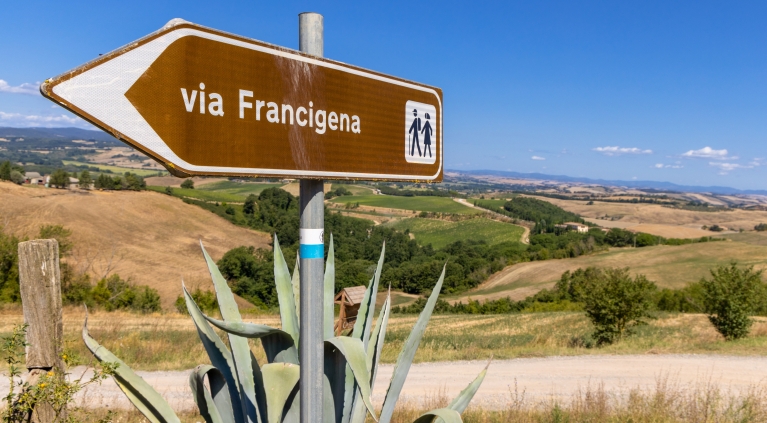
left=708, top=161, right=753, bottom=175
left=682, top=146, right=736, bottom=160
left=0, top=111, right=91, bottom=128
left=0, top=80, right=40, bottom=96
left=531, top=156, right=546, bottom=161
left=654, top=163, right=683, bottom=169
left=749, top=158, right=764, bottom=167
left=593, top=146, right=652, bottom=156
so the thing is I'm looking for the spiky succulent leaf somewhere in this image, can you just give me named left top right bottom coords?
left=184, top=285, right=245, bottom=423
left=344, top=244, right=386, bottom=423
left=447, top=360, right=491, bottom=413
left=379, top=266, right=446, bottom=423
left=190, top=365, right=236, bottom=423
left=204, top=315, right=298, bottom=364
left=82, top=310, right=180, bottom=423
left=261, top=363, right=300, bottom=423
left=273, top=236, right=300, bottom=346
left=292, top=254, right=300, bottom=320
left=350, top=292, right=391, bottom=423
left=412, top=409, right=463, bottom=423
left=324, top=337, right=378, bottom=422
left=324, top=234, right=335, bottom=340
left=200, top=242, right=258, bottom=423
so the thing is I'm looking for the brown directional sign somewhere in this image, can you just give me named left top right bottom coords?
left=40, top=20, right=443, bottom=181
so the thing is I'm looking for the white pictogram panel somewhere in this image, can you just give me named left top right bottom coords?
left=405, top=100, right=437, bottom=164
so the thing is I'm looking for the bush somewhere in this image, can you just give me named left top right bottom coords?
left=165, top=186, right=173, bottom=195
left=175, top=288, right=217, bottom=314
left=91, top=274, right=162, bottom=313
left=180, top=179, right=194, bottom=189
left=9, top=170, right=24, bottom=185
left=701, top=262, right=765, bottom=340
left=755, top=223, right=767, bottom=232
left=580, top=267, right=656, bottom=345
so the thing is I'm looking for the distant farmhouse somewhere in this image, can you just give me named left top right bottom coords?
left=555, top=222, right=589, bottom=233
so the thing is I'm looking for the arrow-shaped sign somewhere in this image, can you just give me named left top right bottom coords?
left=41, top=19, right=443, bottom=181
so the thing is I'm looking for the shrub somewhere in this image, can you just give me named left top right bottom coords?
left=180, top=179, right=194, bottom=189
left=701, top=262, right=765, bottom=340
left=91, top=274, right=162, bottom=313
left=9, top=170, right=24, bottom=185
left=164, top=186, right=173, bottom=195
left=580, top=267, right=656, bottom=345
left=755, top=223, right=767, bottom=232
left=174, top=288, right=217, bottom=314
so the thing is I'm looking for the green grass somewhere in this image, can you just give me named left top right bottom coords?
left=387, top=217, right=525, bottom=249
left=330, top=195, right=482, bottom=214
left=197, top=180, right=283, bottom=197
left=329, top=183, right=375, bottom=195
left=62, top=160, right=165, bottom=177
left=147, top=186, right=244, bottom=203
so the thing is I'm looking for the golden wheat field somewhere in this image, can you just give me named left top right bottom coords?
left=0, top=183, right=269, bottom=308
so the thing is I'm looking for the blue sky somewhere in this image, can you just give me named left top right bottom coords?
left=2, top=1, right=766, bottom=189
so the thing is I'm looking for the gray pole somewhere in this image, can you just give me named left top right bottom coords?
left=298, top=12, right=324, bottom=423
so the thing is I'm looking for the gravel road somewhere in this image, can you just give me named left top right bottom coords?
left=2, top=355, right=765, bottom=411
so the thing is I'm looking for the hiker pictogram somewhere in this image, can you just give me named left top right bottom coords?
left=405, top=101, right=437, bottom=164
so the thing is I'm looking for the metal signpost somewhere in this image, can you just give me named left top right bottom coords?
left=40, top=14, right=442, bottom=423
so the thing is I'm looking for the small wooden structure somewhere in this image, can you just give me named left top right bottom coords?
left=334, top=286, right=367, bottom=335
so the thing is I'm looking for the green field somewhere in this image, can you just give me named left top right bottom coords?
left=197, top=180, right=283, bottom=197
left=147, top=186, right=244, bottom=203
left=387, top=217, right=525, bottom=249
left=330, top=195, right=481, bottom=214
left=329, top=183, right=375, bottom=195
left=62, top=160, right=165, bottom=177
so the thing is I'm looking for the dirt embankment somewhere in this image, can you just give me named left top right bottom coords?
left=0, top=183, right=269, bottom=308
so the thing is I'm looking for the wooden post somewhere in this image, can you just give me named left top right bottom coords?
left=18, top=239, right=64, bottom=422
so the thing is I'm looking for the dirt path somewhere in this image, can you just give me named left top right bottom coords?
left=4, top=355, right=764, bottom=411
left=453, top=198, right=529, bottom=244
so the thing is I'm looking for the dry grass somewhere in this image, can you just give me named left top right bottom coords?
left=532, top=196, right=767, bottom=235
left=4, top=307, right=764, bottom=371
left=453, top=240, right=767, bottom=303
left=0, top=183, right=269, bottom=308
left=383, top=379, right=767, bottom=423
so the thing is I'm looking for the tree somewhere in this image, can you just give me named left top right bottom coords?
left=49, top=169, right=70, bottom=189
left=9, top=170, right=24, bottom=185
left=701, top=262, right=765, bottom=340
left=94, top=173, right=112, bottom=190
left=78, top=170, right=92, bottom=189
left=180, top=179, right=194, bottom=189
left=243, top=194, right=257, bottom=215
left=124, top=172, right=146, bottom=190
left=755, top=223, right=767, bottom=232
left=580, top=267, right=656, bottom=345
left=0, top=161, right=10, bottom=180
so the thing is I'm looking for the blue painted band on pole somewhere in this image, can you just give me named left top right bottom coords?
left=299, top=228, right=324, bottom=259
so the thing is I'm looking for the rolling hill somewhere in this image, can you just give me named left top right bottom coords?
left=0, top=182, right=269, bottom=308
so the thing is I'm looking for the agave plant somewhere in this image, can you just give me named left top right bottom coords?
left=82, top=235, right=489, bottom=423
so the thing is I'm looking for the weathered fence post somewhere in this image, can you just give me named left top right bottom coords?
left=18, top=239, right=64, bottom=422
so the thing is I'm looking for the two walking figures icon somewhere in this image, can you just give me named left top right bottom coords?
left=408, top=109, right=433, bottom=158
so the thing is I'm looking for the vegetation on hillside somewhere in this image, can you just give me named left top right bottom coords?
left=375, top=184, right=464, bottom=198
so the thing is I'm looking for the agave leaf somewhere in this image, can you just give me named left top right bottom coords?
left=204, top=315, right=299, bottom=365
left=412, top=408, right=463, bottom=423
left=273, top=235, right=300, bottom=346
left=261, top=363, right=300, bottom=423
left=325, top=337, right=378, bottom=422
left=82, top=310, right=180, bottom=423
left=349, top=291, right=391, bottom=423
left=379, top=266, right=446, bottom=423
left=292, top=254, right=300, bottom=320
left=250, top=353, right=268, bottom=423
left=200, top=242, right=258, bottom=423
left=324, top=234, right=335, bottom=340
left=447, top=359, right=491, bottom=413
left=344, top=244, right=386, bottom=423
left=184, top=285, right=245, bottom=423
left=190, top=365, right=236, bottom=423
